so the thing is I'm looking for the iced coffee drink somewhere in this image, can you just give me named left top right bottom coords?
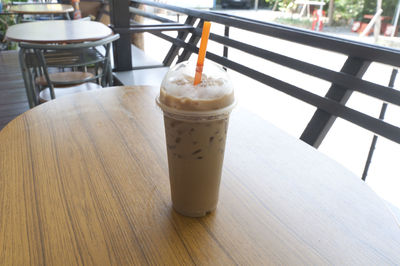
left=157, top=61, right=235, bottom=217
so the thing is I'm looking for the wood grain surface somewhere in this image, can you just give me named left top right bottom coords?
left=5, top=20, right=112, bottom=44
left=1, top=86, right=399, bottom=265
left=9, top=4, right=74, bottom=14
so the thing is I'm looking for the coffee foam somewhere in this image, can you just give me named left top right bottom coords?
left=160, top=61, right=235, bottom=111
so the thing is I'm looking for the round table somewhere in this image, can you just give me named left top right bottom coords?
left=5, top=20, right=113, bottom=43
left=0, top=86, right=399, bottom=265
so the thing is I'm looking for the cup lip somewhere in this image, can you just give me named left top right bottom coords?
left=156, top=95, right=237, bottom=120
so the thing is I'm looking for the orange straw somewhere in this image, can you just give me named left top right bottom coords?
left=194, top=21, right=211, bottom=85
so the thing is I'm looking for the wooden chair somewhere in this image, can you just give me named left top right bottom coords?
left=19, top=33, right=119, bottom=107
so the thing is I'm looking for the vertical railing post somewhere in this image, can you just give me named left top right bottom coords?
left=361, top=68, right=398, bottom=181
left=223, top=25, right=229, bottom=70
left=223, top=26, right=229, bottom=58
left=110, top=0, right=132, bottom=71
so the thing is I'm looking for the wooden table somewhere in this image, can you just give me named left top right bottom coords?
left=5, top=20, right=112, bottom=43
left=9, top=4, right=74, bottom=20
left=9, top=3, right=74, bottom=15
left=1, top=86, right=399, bottom=265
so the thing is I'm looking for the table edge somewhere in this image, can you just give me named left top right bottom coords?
left=9, top=4, right=74, bottom=14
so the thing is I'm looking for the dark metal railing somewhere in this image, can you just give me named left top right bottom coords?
left=110, top=0, right=400, bottom=151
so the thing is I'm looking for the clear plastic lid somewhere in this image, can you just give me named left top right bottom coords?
left=158, top=60, right=235, bottom=113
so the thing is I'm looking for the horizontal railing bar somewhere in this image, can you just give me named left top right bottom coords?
left=131, top=64, right=165, bottom=70
left=152, top=31, right=400, bottom=144
left=185, top=28, right=400, bottom=107
left=131, top=0, right=400, bottom=68
left=131, top=3, right=400, bottom=106
left=115, top=25, right=193, bottom=33
left=129, top=7, right=172, bottom=23
left=129, top=23, right=188, bottom=27
left=129, top=1, right=400, bottom=105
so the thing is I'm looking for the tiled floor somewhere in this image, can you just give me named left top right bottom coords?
left=0, top=51, right=29, bottom=130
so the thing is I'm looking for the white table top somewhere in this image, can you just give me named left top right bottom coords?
left=6, top=20, right=112, bottom=43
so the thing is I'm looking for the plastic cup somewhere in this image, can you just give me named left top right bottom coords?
left=156, top=61, right=235, bottom=217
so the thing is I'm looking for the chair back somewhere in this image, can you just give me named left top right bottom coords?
left=19, top=34, right=120, bottom=107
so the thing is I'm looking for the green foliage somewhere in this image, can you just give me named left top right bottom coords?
left=334, top=0, right=398, bottom=24
left=334, top=0, right=364, bottom=21
left=0, top=12, right=16, bottom=34
left=264, top=0, right=293, bottom=10
left=0, top=16, right=14, bottom=33
left=0, top=2, right=19, bottom=50
left=269, top=0, right=398, bottom=25
left=274, top=17, right=312, bottom=29
left=0, top=16, right=17, bottom=50
left=359, top=0, right=398, bottom=21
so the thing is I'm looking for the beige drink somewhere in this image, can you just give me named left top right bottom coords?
left=157, top=61, right=235, bottom=217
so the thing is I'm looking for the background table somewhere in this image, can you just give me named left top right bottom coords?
left=9, top=3, right=73, bottom=15
left=1, top=86, right=399, bottom=265
left=5, top=20, right=112, bottom=43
